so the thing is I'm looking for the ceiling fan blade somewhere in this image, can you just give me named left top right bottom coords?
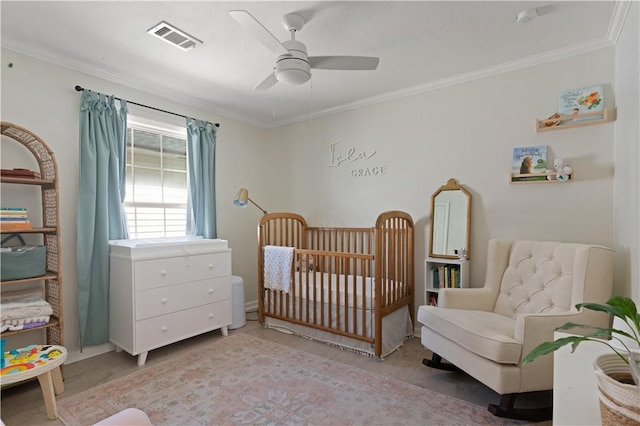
left=254, top=72, right=278, bottom=91
left=229, top=10, right=290, bottom=56
left=309, top=56, right=380, bottom=70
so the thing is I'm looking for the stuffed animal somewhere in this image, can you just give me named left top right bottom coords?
left=552, top=157, right=573, bottom=182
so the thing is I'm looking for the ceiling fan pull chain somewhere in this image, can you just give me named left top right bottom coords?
left=272, top=85, right=276, bottom=118
left=308, top=78, right=314, bottom=124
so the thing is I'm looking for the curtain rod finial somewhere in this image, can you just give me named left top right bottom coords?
left=75, top=85, right=84, bottom=92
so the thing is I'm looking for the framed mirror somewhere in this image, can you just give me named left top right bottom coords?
left=429, top=178, right=471, bottom=259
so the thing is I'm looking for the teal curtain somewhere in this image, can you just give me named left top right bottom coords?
left=186, top=119, right=217, bottom=238
left=77, top=91, right=129, bottom=347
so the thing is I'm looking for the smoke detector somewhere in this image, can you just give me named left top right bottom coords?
left=147, top=21, right=202, bottom=51
left=516, top=8, right=538, bottom=24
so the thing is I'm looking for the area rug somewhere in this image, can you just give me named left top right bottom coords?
left=57, top=333, right=517, bottom=425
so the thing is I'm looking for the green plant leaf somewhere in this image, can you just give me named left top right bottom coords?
left=523, top=336, right=589, bottom=364
left=524, top=297, right=640, bottom=365
left=576, top=301, right=623, bottom=318
left=602, top=297, right=640, bottom=341
left=607, top=296, right=637, bottom=318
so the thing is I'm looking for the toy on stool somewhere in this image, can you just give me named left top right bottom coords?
left=548, top=157, right=573, bottom=182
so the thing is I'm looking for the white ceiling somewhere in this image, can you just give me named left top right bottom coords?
left=0, top=1, right=624, bottom=128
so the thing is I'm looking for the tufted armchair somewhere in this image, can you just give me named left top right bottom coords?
left=417, top=239, right=614, bottom=421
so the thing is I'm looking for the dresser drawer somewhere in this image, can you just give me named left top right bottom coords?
left=135, top=301, right=232, bottom=352
left=133, top=251, right=231, bottom=290
left=135, top=276, right=231, bottom=320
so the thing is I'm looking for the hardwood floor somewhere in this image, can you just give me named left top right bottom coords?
left=1, top=314, right=551, bottom=425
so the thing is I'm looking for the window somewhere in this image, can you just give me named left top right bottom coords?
left=124, top=117, right=188, bottom=238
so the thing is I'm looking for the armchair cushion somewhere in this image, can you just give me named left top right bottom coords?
left=494, top=241, right=579, bottom=318
left=418, top=306, right=520, bottom=364
left=438, top=287, right=497, bottom=311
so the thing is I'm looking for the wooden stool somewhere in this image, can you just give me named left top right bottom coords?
left=1, top=344, right=67, bottom=420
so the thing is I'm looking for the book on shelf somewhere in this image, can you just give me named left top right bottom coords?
left=0, top=207, right=31, bottom=230
left=0, top=222, right=33, bottom=231
left=432, top=264, right=461, bottom=289
left=0, top=168, right=41, bottom=179
left=511, top=173, right=549, bottom=182
left=558, top=85, right=604, bottom=124
left=512, top=146, right=548, bottom=176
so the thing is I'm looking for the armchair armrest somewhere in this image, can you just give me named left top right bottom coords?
left=515, top=311, right=583, bottom=361
left=438, top=288, right=498, bottom=311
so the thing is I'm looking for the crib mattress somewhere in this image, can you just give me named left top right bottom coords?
left=289, top=271, right=374, bottom=309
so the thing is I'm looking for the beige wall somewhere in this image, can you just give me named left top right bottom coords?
left=613, top=1, right=640, bottom=301
left=267, top=48, right=617, bottom=311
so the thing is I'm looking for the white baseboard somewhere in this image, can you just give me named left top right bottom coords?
left=245, top=300, right=258, bottom=313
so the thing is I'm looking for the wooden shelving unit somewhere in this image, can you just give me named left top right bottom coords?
left=536, top=108, right=615, bottom=133
left=1, top=122, right=64, bottom=349
left=424, top=257, right=469, bottom=306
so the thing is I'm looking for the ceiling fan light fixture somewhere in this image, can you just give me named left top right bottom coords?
left=275, top=59, right=311, bottom=85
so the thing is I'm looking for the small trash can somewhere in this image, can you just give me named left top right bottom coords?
left=230, top=275, right=246, bottom=329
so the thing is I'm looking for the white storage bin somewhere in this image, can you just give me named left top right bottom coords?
left=230, top=275, right=246, bottom=329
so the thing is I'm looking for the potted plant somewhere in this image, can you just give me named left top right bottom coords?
left=523, top=296, right=640, bottom=424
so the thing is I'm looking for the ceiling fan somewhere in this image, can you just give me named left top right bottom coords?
left=229, top=10, right=380, bottom=90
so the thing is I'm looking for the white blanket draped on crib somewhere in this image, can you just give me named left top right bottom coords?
left=263, top=245, right=294, bottom=293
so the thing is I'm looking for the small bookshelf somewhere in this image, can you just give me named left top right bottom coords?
left=424, top=257, right=469, bottom=306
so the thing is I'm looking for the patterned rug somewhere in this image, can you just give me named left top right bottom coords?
left=58, top=333, right=517, bottom=425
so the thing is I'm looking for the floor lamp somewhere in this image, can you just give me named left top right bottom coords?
left=233, top=188, right=268, bottom=215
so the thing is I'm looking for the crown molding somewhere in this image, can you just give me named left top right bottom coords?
left=607, top=1, right=633, bottom=44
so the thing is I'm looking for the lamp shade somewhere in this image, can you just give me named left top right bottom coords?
left=234, top=188, right=249, bottom=208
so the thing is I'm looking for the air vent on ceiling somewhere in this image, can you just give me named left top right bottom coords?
left=147, top=21, right=202, bottom=51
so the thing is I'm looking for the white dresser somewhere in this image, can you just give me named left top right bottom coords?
left=109, top=237, right=232, bottom=366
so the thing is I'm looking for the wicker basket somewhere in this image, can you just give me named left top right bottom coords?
left=594, top=353, right=640, bottom=425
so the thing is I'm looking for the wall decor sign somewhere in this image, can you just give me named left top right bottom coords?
left=328, top=141, right=388, bottom=178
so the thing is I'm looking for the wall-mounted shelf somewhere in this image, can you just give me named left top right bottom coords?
left=510, top=172, right=573, bottom=184
left=536, top=108, right=615, bottom=133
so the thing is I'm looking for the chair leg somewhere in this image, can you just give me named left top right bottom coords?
left=487, top=393, right=553, bottom=422
left=422, top=353, right=462, bottom=373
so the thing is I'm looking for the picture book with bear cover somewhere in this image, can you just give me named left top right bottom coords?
left=512, top=145, right=548, bottom=181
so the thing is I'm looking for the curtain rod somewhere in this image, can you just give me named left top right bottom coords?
left=74, top=85, right=220, bottom=128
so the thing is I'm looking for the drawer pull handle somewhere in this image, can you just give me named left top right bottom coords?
left=162, top=326, right=168, bottom=332
left=161, top=298, right=168, bottom=304
left=209, top=314, right=214, bottom=319
left=160, top=270, right=167, bottom=276
left=208, top=289, right=214, bottom=294
left=208, top=264, right=214, bottom=269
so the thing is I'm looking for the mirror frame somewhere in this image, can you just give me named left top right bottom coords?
left=429, top=178, right=471, bottom=260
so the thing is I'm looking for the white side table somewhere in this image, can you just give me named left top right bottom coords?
left=1, top=344, right=67, bottom=420
left=553, top=332, right=608, bottom=425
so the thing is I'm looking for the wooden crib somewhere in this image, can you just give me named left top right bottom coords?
left=257, top=211, right=414, bottom=358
